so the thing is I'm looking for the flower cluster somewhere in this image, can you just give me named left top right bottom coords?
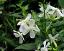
left=13, top=13, right=40, bottom=44
left=13, top=4, right=60, bottom=51
left=35, top=34, right=59, bottom=51
left=39, top=4, right=64, bottom=19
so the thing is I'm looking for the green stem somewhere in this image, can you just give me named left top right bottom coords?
left=43, top=0, right=47, bottom=37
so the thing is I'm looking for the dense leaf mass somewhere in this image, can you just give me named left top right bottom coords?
left=0, top=0, right=64, bottom=51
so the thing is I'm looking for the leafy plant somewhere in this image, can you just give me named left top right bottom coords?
left=0, top=0, right=64, bottom=51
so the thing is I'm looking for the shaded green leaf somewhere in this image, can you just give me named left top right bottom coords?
left=4, top=37, right=17, bottom=47
left=15, top=43, right=36, bottom=50
left=58, top=0, right=64, bottom=8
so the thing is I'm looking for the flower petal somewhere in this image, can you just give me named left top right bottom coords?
left=19, top=36, right=24, bottom=44
left=19, top=23, right=29, bottom=35
left=55, top=9, right=63, bottom=17
left=41, top=47, right=48, bottom=51
left=40, top=7, right=44, bottom=12
left=43, top=39, right=49, bottom=47
left=26, top=13, right=32, bottom=20
left=13, top=30, right=20, bottom=37
left=19, top=25, right=26, bottom=34
left=17, top=21, right=22, bottom=25
left=19, top=25, right=29, bottom=35
left=45, top=4, right=57, bottom=14
left=30, top=30, right=35, bottom=38
left=33, top=25, right=40, bottom=32
left=29, top=19, right=35, bottom=26
left=13, top=32, right=20, bottom=37
left=46, top=42, right=50, bottom=47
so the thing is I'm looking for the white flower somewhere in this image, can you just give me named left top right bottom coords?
left=45, top=4, right=63, bottom=17
left=48, top=34, right=59, bottom=47
left=39, top=4, right=64, bottom=18
left=13, top=30, right=24, bottom=44
left=28, top=19, right=40, bottom=38
left=17, top=13, right=31, bottom=35
left=45, top=4, right=56, bottom=15
left=39, top=4, right=56, bottom=18
left=19, top=23, right=29, bottom=35
left=54, top=9, right=63, bottom=17
left=41, top=39, right=50, bottom=51
left=17, top=13, right=40, bottom=38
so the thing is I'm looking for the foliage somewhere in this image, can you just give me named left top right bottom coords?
left=0, top=0, right=64, bottom=51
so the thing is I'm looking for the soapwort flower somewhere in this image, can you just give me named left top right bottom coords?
left=48, top=34, right=59, bottom=47
left=41, top=39, right=50, bottom=51
left=17, top=13, right=40, bottom=38
left=39, top=4, right=64, bottom=18
left=39, top=4, right=56, bottom=18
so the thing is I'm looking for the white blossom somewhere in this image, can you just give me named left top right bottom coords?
left=48, top=34, right=59, bottom=47
left=17, top=13, right=32, bottom=35
left=17, top=13, right=40, bottom=38
left=41, top=39, right=50, bottom=51
left=54, top=9, right=63, bottom=17
left=28, top=19, right=40, bottom=38
left=19, top=23, right=29, bottom=35
left=45, top=4, right=57, bottom=15
left=13, top=30, right=24, bottom=44
left=39, top=4, right=64, bottom=18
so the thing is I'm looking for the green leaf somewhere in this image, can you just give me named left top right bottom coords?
left=4, top=37, right=17, bottom=47
left=0, top=0, right=6, bottom=5
left=15, top=43, right=36, bottom=50
left=58, top=0, right=64, bottom=8
left=59, top=30, right=64, bottom=36
left=58, top=43, right=64, bottom=51
left=58, top=30, right=64, bottom=42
